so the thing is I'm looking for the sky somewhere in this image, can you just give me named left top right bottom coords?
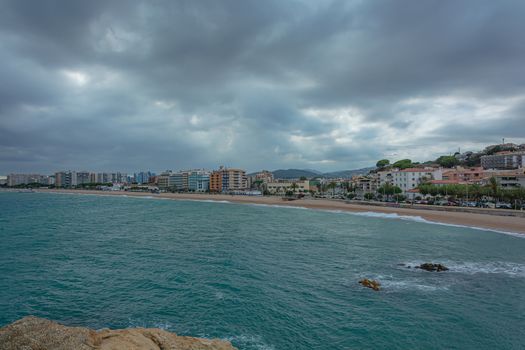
left=1, top=0, right=524, bottom=174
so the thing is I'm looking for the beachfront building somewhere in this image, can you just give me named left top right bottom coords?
left=222, top=167, right=247, bottom=192
left=392, top=168, right=443, bottom=194
left=157, top=171, right=172, bottom=189
left=492, top=170, right=525, bottom=189
left=76, top=171, right=91, bottom=186
left=169, top=171, right=189, bottom=191
left=209, top=170, right=222, bottom=192
left=134, top=171, right=154, bottom=184
left=266, top=180, right=310, bottom=195
left=441, top=167, right=487, bottom=184
left=0, top=175, right=6, bottom=186
left=55, top=171, right=77, bottom=188
left=254, top=170, right=274, bottom=183
left=209, top=166, right=247, bottom=192
left=7, top=174, right=51, bottom=187
left=352, top=175, right=380, bottom=198
left=188, top=170, right=210, bottom=192
left=481, top=151, right=525, bottom=170
left=377, top=170, right=395, bottom=186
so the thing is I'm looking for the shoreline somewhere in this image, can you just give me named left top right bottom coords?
left=29, top=189, right=525, bottom=235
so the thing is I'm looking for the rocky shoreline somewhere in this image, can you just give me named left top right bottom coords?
left=0, top=316, right=237, bottom=350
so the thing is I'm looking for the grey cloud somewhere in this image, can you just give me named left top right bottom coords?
left=0, top=0, right=524, bottom=173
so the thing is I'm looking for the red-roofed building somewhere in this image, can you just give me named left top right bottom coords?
left=442, top=167, right=486, bottom=184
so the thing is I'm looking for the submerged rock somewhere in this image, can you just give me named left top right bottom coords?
left=415, top=263, right=449, bottom=272
left=0, top=316, right=237, bottom=350
left=359, top=278, right=381, bottom=291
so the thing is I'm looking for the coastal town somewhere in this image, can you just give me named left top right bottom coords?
left=3, top=142, right=525, bottom=209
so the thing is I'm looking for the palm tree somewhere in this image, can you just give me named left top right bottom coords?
left=328, top=181, right=337, bottom=196
left=489, top=176, right=499, bottom=201
left=290, top=182, right=298, bottom=195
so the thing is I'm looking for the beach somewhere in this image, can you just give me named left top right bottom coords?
left=35, top=189, right=525, bottom=235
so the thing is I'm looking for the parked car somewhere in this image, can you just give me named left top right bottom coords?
left=496, top=202, right=512, bottom=209
left=482, top=202, right=496, bottom=208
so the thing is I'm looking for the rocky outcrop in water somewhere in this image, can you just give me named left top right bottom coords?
left=415, top=263, right=449, bottom=272
left=359, top=279, right=381, bottom=291
left=0, top=316, right=237, bottom=350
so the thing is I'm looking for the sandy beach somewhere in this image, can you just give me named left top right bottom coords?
left=33, top=189, right=525, bottom=235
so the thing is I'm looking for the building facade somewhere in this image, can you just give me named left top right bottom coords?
left=134, top=171, right=154, bottom=184
left=481, top=152, right=525, bottom=170
left=266, top=180, right=310, bottom=194
left=209, top=171, right=222, bottom=192
left=7, top=174, right=51, bottom=186
left=392, top=168, right=443, bottom=194
left=188, top=170, right=210, bottom=192
left=209, top=167, right=247, bottom=192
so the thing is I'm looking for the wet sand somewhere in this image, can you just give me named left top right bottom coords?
left=36, top=189, right=525, bottom=235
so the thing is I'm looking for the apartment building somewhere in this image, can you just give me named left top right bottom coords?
left=481, top=151, right=525, bottom=169
left=188, top=170, right=210, bottom=192
left=442, top=167, right=486, bottom=184
left=392, top=168, right=443, bottom=194
left=209, top=170, right=222, bottom=192
left=7, top=174, right=51, bottom=186
left=209, top=166, right=247, bottom=192
left=266, top=180, right=310, bottom=194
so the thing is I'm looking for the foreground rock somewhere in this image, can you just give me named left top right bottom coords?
left=359, top=278, right=381, bottom=291
left=0, top=316, right=237, bottom=350
left=415, top=263, right=449, bottom=272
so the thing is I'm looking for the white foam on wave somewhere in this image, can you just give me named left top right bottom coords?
left=126, top=319, right=173, bottom=331
left=224, top=334, right=275, bottom=350
left=449, top=261, right=525, bottom=278
left=41, top=191, right=524, bottom=238
left=346, top=211, right=525, bottom=238
left=369, top=274, right=449, bottom=292
left=400, top=260, right=525, bottom=278
left=249, top=203, right=309, bottom=210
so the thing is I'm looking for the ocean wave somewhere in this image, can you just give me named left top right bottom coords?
left=347, top=211, right=524, bottom=238
left=249, top=203, right=309, bottom=210
left=39, top=191, right=524, bottom=238
left=224, top=334, right=276, bottom=350
left=400, top=261, right=525, bottom=278
left=366, top=274, right=449, bottom=292
left=126, top=319, right=173, bottom=331
left=194, top=199, right=232, bottom=204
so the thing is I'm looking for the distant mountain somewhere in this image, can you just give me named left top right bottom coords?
left=270, top=167, right=373, bottom=179
left=321, top=167, right=374, bottom=178
left=271, top=169, right=320, bottom=179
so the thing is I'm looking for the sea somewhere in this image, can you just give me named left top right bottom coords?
left=0, top=192, right=524, bottom=349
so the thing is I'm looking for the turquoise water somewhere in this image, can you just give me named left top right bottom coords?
left=1, top=192, right=524, bottom=349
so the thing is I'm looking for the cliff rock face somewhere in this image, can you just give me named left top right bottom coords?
left=0, top=316, right=237, bottom=350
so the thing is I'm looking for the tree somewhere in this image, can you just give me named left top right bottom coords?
left=436, top=155, right=459, bottom=168
left=377, top=183, right=402, bottom=200
left=327, top=181, right=337, bottom=196
left=392, top=159, right=413, bottom=169
left=291, top=182, right=298, bottom=193
left=364, top=192, right=375, bottom=200
left=489, top=177, right=499, bottom=200
left=393, top=194, right=406, bottom=202
left=299, top=176, right=307, bottom=181
left=376, top=159, right=390, bottom=168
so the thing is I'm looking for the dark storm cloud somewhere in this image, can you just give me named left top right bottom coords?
left=0, top=0, right=524, bottom=173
